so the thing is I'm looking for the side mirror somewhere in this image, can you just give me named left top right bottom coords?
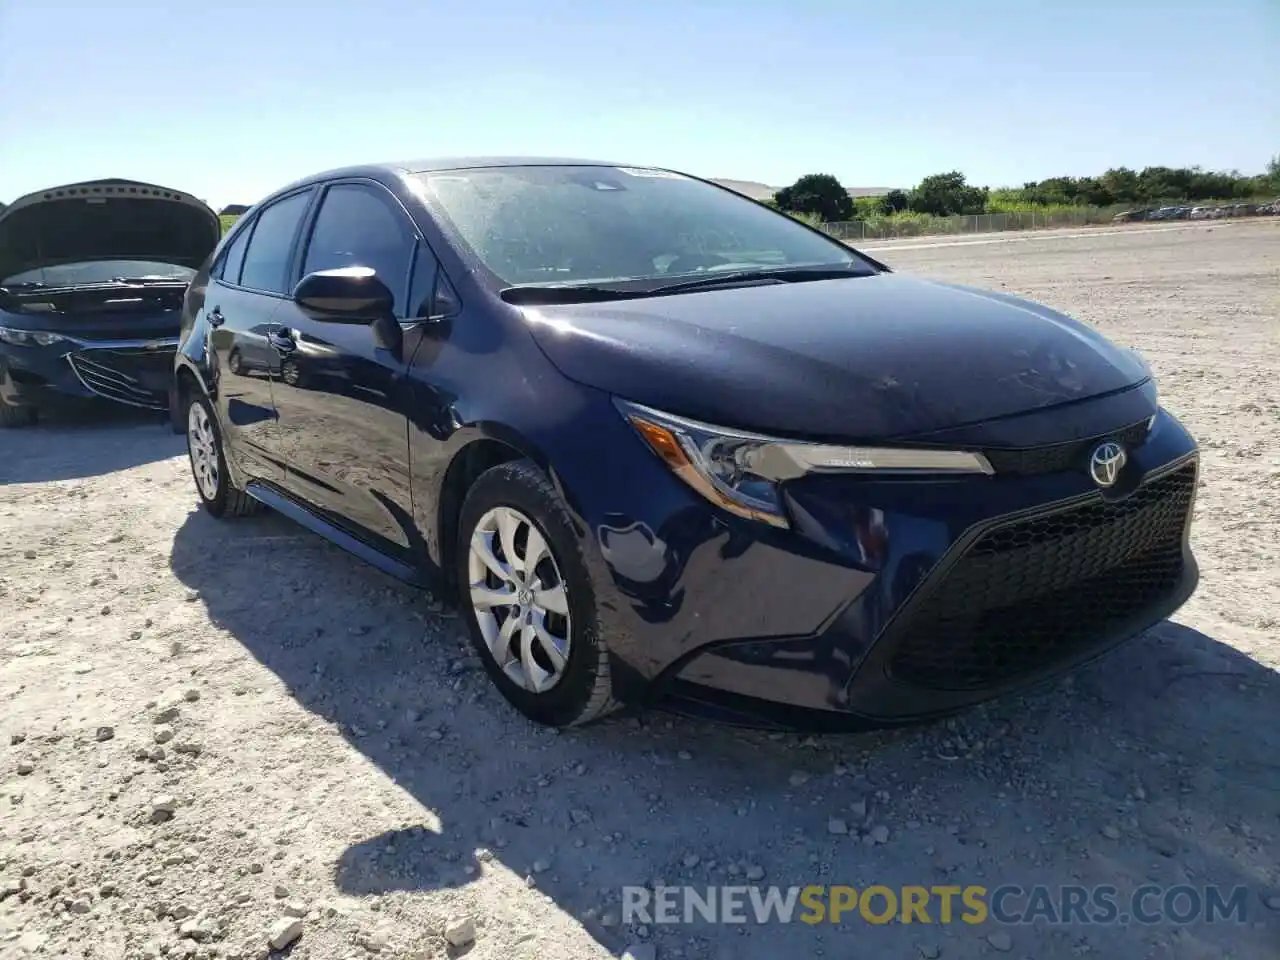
left=293, top=267, right=394, bottom=323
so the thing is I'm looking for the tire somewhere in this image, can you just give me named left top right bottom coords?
left=0, top=394, right=37, bottom=428
left=227, top=349, right=244, bottom=376
left=281, top=359, right=303, bottom=388
left=456, top=460, right=619, bottom=728
left=185, top=390, right=261, bottom=519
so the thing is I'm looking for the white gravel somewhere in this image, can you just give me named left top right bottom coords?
left=1, top=220, right=1277, bottom=959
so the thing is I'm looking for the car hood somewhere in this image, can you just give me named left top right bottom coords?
left=519, top=272, right=1152, bottom=442
left=0, top=179, right=220, bottom=282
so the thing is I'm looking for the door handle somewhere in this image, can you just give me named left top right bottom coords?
left=267, top=329, right=296, bottom=354
left=208, top=307, right=225, bottom=328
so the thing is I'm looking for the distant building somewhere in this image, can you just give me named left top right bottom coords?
left=219, top=203, right=251, bottom=216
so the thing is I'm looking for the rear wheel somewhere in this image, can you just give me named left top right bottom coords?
left=456, top=460, right=619, bottom=727
left=186, top=391, right=260, bottom=519
left=227, top=349, right=244, bottom=376
left=0, top=394, right=37, bottom=428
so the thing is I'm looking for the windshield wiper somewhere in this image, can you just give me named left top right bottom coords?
left=0, top=281, right=47, bottom=291
left=645, top=266, right=868, bottom=295
left=111, top=276, right=187, bottom=285
left=500, top=285, right=643, bottom=305
left=500, top=265, right=871, bottom=305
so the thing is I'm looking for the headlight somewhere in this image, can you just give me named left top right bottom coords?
left=0, top=326, right=66, bottom=347
left=616, top=399, right=993, bottom=529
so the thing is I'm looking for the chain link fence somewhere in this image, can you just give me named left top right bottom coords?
left=819, top=206, right=1133, bottom=243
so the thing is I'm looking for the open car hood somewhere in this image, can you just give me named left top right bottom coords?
left=0, top=179, right=220, bottom=283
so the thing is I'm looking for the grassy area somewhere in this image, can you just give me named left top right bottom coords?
left=219, top=214, right=239, bottom=234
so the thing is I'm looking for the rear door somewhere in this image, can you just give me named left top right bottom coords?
left=266, top=180, right=419, bottom=561
left=203, top=189, right=315, bottom=482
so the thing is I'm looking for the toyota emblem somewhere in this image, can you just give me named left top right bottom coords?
left=1089, top=440, right=1127, bottom=488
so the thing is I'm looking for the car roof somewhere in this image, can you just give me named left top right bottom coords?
left=266, top=156, right=654, bottom=198
left=401, top=156, right=634, bottom=172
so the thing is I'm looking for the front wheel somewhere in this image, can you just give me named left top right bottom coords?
left=0, top=394, right=37, bottom=428
left=281, top=359, right=304, bottom=388
left=456, top=460, right=619, bottom=727
left=185, top=391, right=260, bottom=519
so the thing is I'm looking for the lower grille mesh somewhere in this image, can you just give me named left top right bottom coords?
left=886, top=463, right=1196, bottom=691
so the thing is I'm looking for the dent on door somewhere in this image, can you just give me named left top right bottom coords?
left=268, top=315, right=417, bottom=559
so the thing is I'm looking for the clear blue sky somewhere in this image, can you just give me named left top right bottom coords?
left=2, top=0, right=1276, bottom=209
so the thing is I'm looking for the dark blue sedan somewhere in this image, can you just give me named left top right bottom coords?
left=173, top=158, right=1199, bottom=729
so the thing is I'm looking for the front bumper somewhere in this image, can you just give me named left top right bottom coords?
left=568, top=401, right=1200, bottom=729
left=1, top=338, right=177, bottom=412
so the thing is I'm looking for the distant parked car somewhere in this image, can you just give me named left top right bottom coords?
left=1189, top=207, right=1212, bottom=219
left=173, top=155, right=1200, bottom=730
left=0, top=179, right=220, bottom=426
left=1111, top=210, right=1144, bottom=223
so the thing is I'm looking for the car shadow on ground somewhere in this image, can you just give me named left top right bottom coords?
left=0, top=405, right=179, bottom=484
left=169, top=507, right=1280, bottom=959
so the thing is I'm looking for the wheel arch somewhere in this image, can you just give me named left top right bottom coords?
left=433, top=433, right=530, bottom=602
left=430, top=422, right=584, bottom=603
left=171, top=360, right=207, bottom=433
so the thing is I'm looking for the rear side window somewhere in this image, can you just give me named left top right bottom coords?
left=216, top=224, right=252, bottom=284
left=302, top=184, right=415, bottom=317
left=239, top=191, right=311, bottom=294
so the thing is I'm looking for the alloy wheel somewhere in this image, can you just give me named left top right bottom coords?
left=187, top=402, right=220, bottom=501
left=467, top=506, right=572, bottom=693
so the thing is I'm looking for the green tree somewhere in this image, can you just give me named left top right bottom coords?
left=1267, top=154, right=1280, bottom=191
left=851, top=196, right=883, bottom=219
left=880, top=189, right=909, bottom=214
left=1100, top=167, right=1141, bottom=204
left=908, top=172, right=988, bottom=216
left=774, top=174, right=854, bottom=222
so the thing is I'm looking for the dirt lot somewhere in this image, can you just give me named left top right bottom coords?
left=2, top=220, right=1278, bottom=960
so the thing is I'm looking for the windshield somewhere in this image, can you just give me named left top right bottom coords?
left=2, top=259, right=196, bottom=287
left=414, top=165, right=872, bottom=288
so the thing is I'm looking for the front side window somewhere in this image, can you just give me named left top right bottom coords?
left=406, top=242, right=460, bottom=319
left=238, top=191, right=311, bottom=294
left=414, top=165, right=870, bottom=288
left=302, top=184, right=415, bottom=317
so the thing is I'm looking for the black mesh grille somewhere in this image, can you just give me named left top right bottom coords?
left=886, top=462, right=1196, bottom=691
left=982, top=420, right=1151, bottom=476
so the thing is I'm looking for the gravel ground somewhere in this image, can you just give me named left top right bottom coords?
left=2, top=220, right=1278, bottom=960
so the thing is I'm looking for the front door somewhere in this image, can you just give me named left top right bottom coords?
left=267, top=181, right=421, bottom=562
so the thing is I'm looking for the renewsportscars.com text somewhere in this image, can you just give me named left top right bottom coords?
left=621, top=884, right=1251, bottom=926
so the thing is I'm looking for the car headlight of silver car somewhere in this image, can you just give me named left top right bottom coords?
left=616, top=399, right=993, bottom=529
left=0, top=326, right=67, bottom=347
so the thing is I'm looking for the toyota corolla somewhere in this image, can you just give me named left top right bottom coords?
left=173, top=158, right=1199, bottom=729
